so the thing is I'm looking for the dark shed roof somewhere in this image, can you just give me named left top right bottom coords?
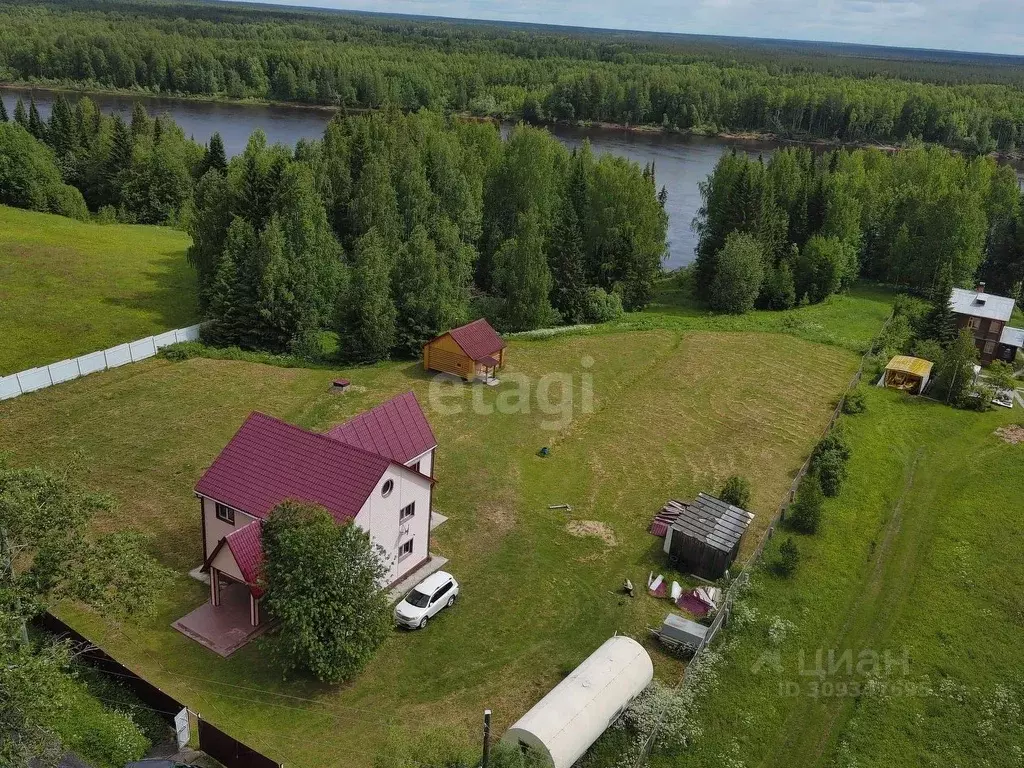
left=667, top=493, right=754, bottom=554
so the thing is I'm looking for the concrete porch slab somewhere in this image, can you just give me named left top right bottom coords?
left=188, top=565, right=210, bottom=585
left=387, top=554, right=450, bottom=604
left=172, top=583, right=268, bottom=657
left=430, top=511, right=448, bottom=531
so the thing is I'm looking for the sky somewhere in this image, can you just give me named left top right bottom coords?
left=225, top=0, right=1024, bottom=56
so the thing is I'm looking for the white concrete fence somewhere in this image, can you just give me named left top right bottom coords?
left=0, top=324, right=201, bottom=401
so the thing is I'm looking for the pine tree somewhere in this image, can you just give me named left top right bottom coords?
left=0, top=98, right=8, bottom=123
left=27, top=97, right=46, bottom=141
left=344, top=228, right=397, bottom=362
left=13, top=98, right=27, bottom=127
left=152, top=116, right=162, bottom=144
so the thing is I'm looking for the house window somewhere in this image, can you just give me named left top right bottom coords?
left=967, top=317, right=981, bottom=331
left=984, top=341, right=996, bottom=355
left=215, top=503, right=235, bottom=525
left=381, top=479, right=394, bottom=498
left=398, top=538, right=414, bottom=561
left=400, top=502, right=415, bottom=523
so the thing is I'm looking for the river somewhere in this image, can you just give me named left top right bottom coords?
left=6, top=86, right=1018, bottom=269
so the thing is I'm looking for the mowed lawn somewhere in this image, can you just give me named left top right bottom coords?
left=0, top=327, right=860, bottom=767
left=0, top=206, right=195, bottom=375
left=668, top=387, right=1024, bottom=768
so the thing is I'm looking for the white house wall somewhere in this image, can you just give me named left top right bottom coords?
left=406, top=448, right=434, bottom=478
left=201, top=496, right=257, bottom=559
left=355, top=466, right=432, bottom=585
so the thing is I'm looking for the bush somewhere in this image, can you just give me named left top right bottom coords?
left=582, top=287, right=624, bottom=323
left=773, top=537, right=800, bottom=577
left=795, top=235, right=846, bottom=304
left=911, top=337, right=944, bottom=367
left=758, top=263, right=797, bottom=310
left=811, top=426, right=850, bottom=497
left=814, top=450, right=848, bottom=496
left=719, top=475, right=751, bottom=509
left=708, top=232, right=764, bottom=314
left=159, top=341, right=204, bottom=361
left=787, top=472, right=824, bottom=534
left=841, top=387, right=867, bottom=414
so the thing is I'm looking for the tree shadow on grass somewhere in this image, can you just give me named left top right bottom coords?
left=100, top=250, right=198, bottom=329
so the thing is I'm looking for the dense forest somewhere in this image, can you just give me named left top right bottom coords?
left=1, top=0, right=1023, bottom=153
left=0, top=94, right=668, bottom=358
left=692, top=145, right=1024, bottom=312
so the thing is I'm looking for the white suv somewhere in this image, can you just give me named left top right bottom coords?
left=394, top=571, right=459, bottom=629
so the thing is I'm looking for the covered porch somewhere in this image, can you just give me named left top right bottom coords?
left=172, top=576, right=269, bottom=657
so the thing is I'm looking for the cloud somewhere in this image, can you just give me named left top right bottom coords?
left=231, top=0, right=1024, bottom=55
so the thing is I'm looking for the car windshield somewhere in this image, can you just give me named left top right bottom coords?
left=406, top=589, right=431, bottom=608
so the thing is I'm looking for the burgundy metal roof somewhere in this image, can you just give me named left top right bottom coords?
left=327, top=391, right=436, bottom=467
left=226, top=521, right=265, bottom=598
left=445, top=318, right=506, bottom=361
left=195, top=412, right=392, bottom=525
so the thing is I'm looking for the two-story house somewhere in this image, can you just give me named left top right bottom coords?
left=190, top=391, right=438, bottom=633
left=951, top=284, right=1023, bottom=364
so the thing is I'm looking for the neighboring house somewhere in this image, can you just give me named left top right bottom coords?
left=951, top=284, right=1024, bottom=364
left=194, top=392, right=438, bottom=628
left=423, top=318, right=506, bottom=381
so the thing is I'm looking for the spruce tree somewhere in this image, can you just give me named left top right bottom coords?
left=256, top=217, right=300, bottom=352
left=924, top=260, right=957, bottom=346
left=103, top=114, right=134, bottom=208
left=27, top=97, right=46, bottom=141
left=0, top=97, right=8, bottom=123
left=13, top=98, right=27, bottom=127
left=206, top=131, right=227, bottom=173
left=344, top=228, right=397, bottom=362
left=393, top=225, right=442, bottom=355
left=130, top=102, right=150, bottom=140
left=493, top=207, right=554, bottom=331
left=549, top=201, right=589, bottom=325
left=47, top=94, right=78, bottom=161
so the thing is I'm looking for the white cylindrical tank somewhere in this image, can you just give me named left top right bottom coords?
left=501, top=636, right=654, bottom=768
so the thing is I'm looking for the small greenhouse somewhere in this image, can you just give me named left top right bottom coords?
left=501, top=635, right=653, bottom=768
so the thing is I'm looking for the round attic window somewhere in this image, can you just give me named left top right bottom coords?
left=382, top=479, right=394, bottom=498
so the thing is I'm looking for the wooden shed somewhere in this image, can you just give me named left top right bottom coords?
left=663, top=493, right=754, bottom=581
left=423, top=319, right=506, bottom=381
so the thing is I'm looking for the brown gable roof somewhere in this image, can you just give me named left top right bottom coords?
left=195, top=412, right=393, bottom=525
left=202, top=521, right=265, bottom=598
left=443, top=318, right=506, bottom=361
left=326, top=391, right=437, bottom=466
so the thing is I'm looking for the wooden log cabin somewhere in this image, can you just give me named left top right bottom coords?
left=423, top=319, right=507, bottom=381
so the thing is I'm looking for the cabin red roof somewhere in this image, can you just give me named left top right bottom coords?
left=444, top=319, right=506, bottom=362
left=226, top=522, right=265, bottom=597
left=327, top=391, right=436, bottom=467
left=195, top=412, right=392, bottom=525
